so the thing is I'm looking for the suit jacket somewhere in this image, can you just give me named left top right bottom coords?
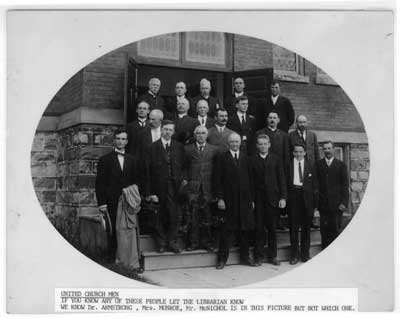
left=189, top=95, right=221, bottom=117
left=95, top=151, right=138, bottom=216
left=256, top=127, right=290, bottom=173
left=287, top=159, right=319, bottom=215
left=289, top=129, right=320, bottom=167
left=143, top=139, right=186, bottom=199
left=207, top=125, right=234, bottom=153
left=315, top=158, right=349, bottom=212
left=136, top=92, right=166, bottom=113
left=168, top=113, right=198, bottom=145
left=184, top=143, right=219, bottom=201
left=224, top=94, right=257, bottom=117
left=250, top=153, right=287, bottom=208
left=227, top=112, right=257, bottom=155
left=136, top=126, right=160, bottom=160
left=197, top=116, right=215, bottom=129
left=215, top=150, right=255, bottom=231
left=257, top=95, right=295, bottom=132
left=126, top=118, right=149, bottom=155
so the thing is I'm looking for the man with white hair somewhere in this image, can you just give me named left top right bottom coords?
left=196, top=99, right=215, bottom=129
left=166, top=81, right=189, bottom=114
left=190, top=78, right=221, bottom=117
left=136, top=109, right=164, bottom=159
left=215, top=132, right=256, bottom=269
left=136, top=77, right=166, bottom=114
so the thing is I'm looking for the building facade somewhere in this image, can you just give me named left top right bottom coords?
left=31, top=32, right=369, bottom=245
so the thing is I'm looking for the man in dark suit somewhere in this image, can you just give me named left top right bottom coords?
left=95, top=129, right=139, bottom=260
left=126, top=101, right=150, bottom=155
left=143, top=120, right=187, bottom=253
left=224, top=77, right=257, bottom=117
left=190, top=78, right=221, bottom=117
left=227, top=95, right=257, bottom=155
left=184, top=126, right=219, bottom=251
left=289, top=115, right=320, bottom=167
left=135, top=109, right=163, bottom=159
left=165, top=81, right=189, bottom=114
left=315, top=141, right=349, bottom=249
left=195, top=99, right=215, bottom=129
left=168, top=98, right=198, bottom=145
left=136, top=77, right=166, bottom=114
left=215, top=132, right=256, bottom=269
left=287, top=144, right=319, bottom=265
left=250, top=134, right=287, bottom=266
left=257, top=80, right=295, bottom=132
left=207, top=108, right=234, bottom=154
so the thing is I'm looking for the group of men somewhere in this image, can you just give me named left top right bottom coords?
left=95, top=77, right=349, bottom=271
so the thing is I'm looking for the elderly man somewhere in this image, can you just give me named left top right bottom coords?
left=215, top=132, right=256, bottom=269
left=289, top=115, right=320, bottom=167
left=143, top=120, right=187, bottom=254
left=258, top=80, right=295, bottom=131
left=166, top=81, right=189, bottom=114
left=126, top=101, right=150, bottom=155
left=136, top=77, right=166, bottom=114
left=184, top=126, right=219, bottom=251
left=207, top=108, right=234, bottom=154
left=190, top=78, right=221, bottom=117
left=196, top=99, right=215, bottom=129
left=315, top=141, right=349, bottom=249
left=224, top=77, right=257, bottom=117
left=136, top=109, right=163, bottom=159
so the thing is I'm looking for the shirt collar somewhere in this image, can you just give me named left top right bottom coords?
left=268, top=127, right=277, bottom=132
left=196, top=142, right=205, bottom=148
left=138, top=117, right=147, bottom=123
left=178, top=113, right=187, bottom=119
left=294, top=158, right=305, bottom=164
left=229, top=149, right=239, bottom=158
left=114, top=148, right=125, bottom=155
left=161, top=138, right=170, bottom=147
left=237, top=111, right=246, bottom=117
left=259, top=152, right=268, bottom=159
left=234, top=91, right=244, bottom=97
left=325, top=157, right=334, bottom=165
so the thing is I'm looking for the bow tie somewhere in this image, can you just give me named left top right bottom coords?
left=115, top=150, right=125, bottom=156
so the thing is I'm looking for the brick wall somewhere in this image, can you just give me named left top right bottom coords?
left=234, top=34, right=273, bottom=71
left=350, top=144, right=369, bottom=213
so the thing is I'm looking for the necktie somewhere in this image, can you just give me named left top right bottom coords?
left=201, top=118, right=205, bottom=125
left=115, top=150, right=125, bottom=156
left=199, top=145, right=204, bottom=152
left=165, top=143, right=170, bottom=152
left=242, top=114, right=246, bottom=124
left=299, top=161, right=303, bottom=183
left=234, top=153, right=239, bottom=164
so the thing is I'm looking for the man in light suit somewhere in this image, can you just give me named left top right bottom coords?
left=289, top=115, right=320, bottom=167
left=126, top=101, right=150, bottom=155
left=315, top=141, right=349, bottom=249
left=196, top=99, right=215, bottom=129
left=184, top=126, right=219, bottom=251
left=95, top=129, right=139, bottom=261
left=287, top=144, right=319, bottom=264
left=207, top=108, right=234, bottom=153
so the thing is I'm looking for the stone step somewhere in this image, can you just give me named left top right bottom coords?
left=143, top=244, right=322, bottom=271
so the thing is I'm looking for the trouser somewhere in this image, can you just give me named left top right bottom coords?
left=320, top=207, right=343, bottom=249
left=187, top=188, right=212, bottom=248
left=254, top=192, right=279, bottom=260
left=217, top=223, right=250, bottom=263
left=289, top=188, right=311, bottom=259
left=153, top=179, right=182, bottom=249
left=106, top=204, right=118, bottom=259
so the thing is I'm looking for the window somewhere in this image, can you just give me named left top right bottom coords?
left=272, top=45, right=309, bottom=83
left=184, top=32, right=226, bottom=65
left=137, top=33, right=180, bottom=60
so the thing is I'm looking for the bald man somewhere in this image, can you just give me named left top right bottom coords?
left=215, top=132, right=256, bottom=269
left=190, top=78, right=221, bottom=117
left=136, top=77, right=166, bottom=115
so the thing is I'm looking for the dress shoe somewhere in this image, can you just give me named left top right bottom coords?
left=137, top=267, right=144, bottom=274
left=268, top=257, right=281, bottom=266
left=301, top=256, right=310, bottom=262
left=254, top=259, right=262, bottom=267
left=240, top=259, right=257, bottom=267
left=170, top=245, right=182, bottom=254
left=289, top=258, right=299, bottom=265
left=216, top=261, right=226, bottom=270
left=186, top=245, right=197, bottom=251
left=205, top=245, right=216, bottom=252
left=158, top=246, right=166, bottom=253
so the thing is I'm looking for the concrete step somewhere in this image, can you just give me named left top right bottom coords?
left=143, top=244, right=321, bottom=271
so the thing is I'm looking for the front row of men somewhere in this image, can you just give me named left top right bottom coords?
left=96, top=114, right=349, bottom=270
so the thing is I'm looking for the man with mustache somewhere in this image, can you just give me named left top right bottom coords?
left=207, top=108, right=234, bottom=153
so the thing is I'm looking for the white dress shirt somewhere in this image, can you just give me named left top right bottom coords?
left=325, top=157, right=334, bottom=167
left=198, top=115, right=207, bottom=126
left=259, top=153, right=268, bottom=159
left=161, top=138, right=171, bottom=149
left=237, top=111, right=246, bottom=124
left=151, top=126, right=161, bottom=142
left=148, top=90, right=156, bottom=98
left=235, top=91, right=244, bottom=98
left=138, top=117, right=147, bottom=127
left=215, top=124, right=225, bottom=133
left=298, top=129, right=306, bottom=141
left=230, top=149, right=240, bottom=160
left=271, top=94, right=279, bottom=105
left=115, top=149, right=125, bottom=170
left=178, top=113, right=187, bottom=119
left=293, top=158, right=305, bottom=186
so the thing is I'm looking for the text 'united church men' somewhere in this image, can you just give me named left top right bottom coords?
left=95, top=77, right=350, bottom=271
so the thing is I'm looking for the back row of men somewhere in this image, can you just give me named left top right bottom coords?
left=96, top=78, right=349, bottom=270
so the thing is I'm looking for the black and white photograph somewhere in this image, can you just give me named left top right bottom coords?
left=6, top=8, right=395, bottom=314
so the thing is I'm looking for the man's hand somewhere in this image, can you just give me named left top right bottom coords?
left=181, top=179, right=188, bottom=187
left=313, top=209, right=320, bottom=217
left=217, top=199, right=226, bottom=210
left=279, top=199, right=286, bottom=209
left=338, top=204, right=347, bottom=212
left=99, top=205, right=108, bottom=213
left=251, top=202, right=255, bottom=210
left=145, top=195, right=159, bottom=203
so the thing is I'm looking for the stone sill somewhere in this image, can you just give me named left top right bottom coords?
left=315, top=73, right=339, bottom=86
left=273, top=69, right=310, bottom=83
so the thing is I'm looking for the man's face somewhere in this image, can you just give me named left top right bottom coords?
left=137, top=102, right=150, bottom=118
left=194, top=128, right=208, bottom=144
left=293, top=146, right=306, bottom=161
left=228, top=135, right=241, bottom=152
left=296, top=116, right=308, bottom=131
left=200, top=84, right=211, bottom=96
left=114, top=132, right=128, bottom=150
left=149, top=112, right=162, bottom=128
left=149, top=79, right=161, bottom=95
left=215, top=111, right=228, bottom=126
left=234, top=78, right=245, bottom=93
left=323, top=143, right=334, bottom=159
left=256, top=138, right=270, bottom=154
left=161, top=124, right=175, bottom=140
left=197, top=101, right=209, bottom=117
left=175, top=83, right=186, bottom=96
left=267, top=113, right=279, bottom=129
left=270, top=84, right=280, bottom=97
left=177, top=100, right=189, bottom=114
left=236, top=99, right=248, bottom=113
